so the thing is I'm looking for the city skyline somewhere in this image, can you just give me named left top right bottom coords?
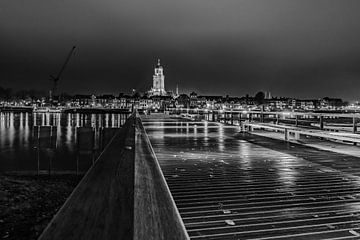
left=1, top=1, right=360, bottom=100
left=3, top=2, right=360, bottom=239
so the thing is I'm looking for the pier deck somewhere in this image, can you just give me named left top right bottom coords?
left=142, top=115, right=360, bottom=239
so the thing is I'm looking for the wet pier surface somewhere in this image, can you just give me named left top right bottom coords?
left=142, top=116, right=360, bottom=240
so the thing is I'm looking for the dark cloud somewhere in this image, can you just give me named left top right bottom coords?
left=1, top=0, right=360, bottom=100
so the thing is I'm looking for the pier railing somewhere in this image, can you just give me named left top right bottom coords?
left=38, top=112, right=189, bottom=240
left=134, top=113, right=189, bottom=240
left=167, top=108, right=360, bottom=145
left=169, top=108, right=360, bottom=133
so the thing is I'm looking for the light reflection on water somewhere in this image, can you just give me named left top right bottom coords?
left=0, top=112, right=129, bottom=172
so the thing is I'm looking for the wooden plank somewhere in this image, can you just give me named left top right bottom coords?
left=143, top=115, right=360, bottom=240
left=39, top=118, right=135, bottom=240
left=134, top=115, right=190, bottom=240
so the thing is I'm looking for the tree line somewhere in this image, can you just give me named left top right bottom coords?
left=0, top=86, right=47, bottom=101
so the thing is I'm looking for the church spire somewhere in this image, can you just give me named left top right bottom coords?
left=150, top=59, right=166, bottom=96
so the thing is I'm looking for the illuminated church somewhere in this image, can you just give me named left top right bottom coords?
left=149, top=59, right=167, bottom=96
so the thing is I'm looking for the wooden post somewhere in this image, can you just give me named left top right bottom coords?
left=231, top=112, right=234, bottom=125
left=295, top=115, right=299, bottom=127
left=48, top=126, right=53, bottom=176
left=276, top=114, right=279, bottom=125
left=76, top=154, right=79, bottom=176
left=284, top=129, right=289, bottom=141
left=37, top=146, right=40, bottom=176
left=99, top=127, right=104, bottom=151
left=76, top=127, right=79, bottom=176
left=319, top=116, right=324, bottom=130
left=34, top=126, right=40, bottom=176
left=353, top=116, right=357, bottom=133
left=353, top=116, right=357, bottom=145
left=48, top=154, right=52, bottom=176
left=77, top=127, right=96, bottom=171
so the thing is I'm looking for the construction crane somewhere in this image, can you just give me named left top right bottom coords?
left=49, top=46, right=76, bottom=100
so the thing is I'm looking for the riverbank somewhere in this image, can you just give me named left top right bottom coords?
left=63, top=108, right=131, bottom=114
left=0, top=172, right=83, bottom=240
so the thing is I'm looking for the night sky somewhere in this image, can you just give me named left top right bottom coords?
left=1, top=0, right=360, bottom=100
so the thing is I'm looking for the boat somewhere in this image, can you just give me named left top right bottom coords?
left=33, top=107, right=63, bottom=113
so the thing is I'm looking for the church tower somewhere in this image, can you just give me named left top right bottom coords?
left=151, top=59, right=166, bottom=96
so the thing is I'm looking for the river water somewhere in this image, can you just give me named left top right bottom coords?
left=0, top=112, right=129, bottom=172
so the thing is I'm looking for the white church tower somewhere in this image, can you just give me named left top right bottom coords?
left=150, top=59, right=166, bottom=96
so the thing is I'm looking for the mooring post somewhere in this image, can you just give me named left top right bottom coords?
left=353, top=116, right=357, bottom=145
left=319, top=116, right=324, bottom=130
left=34, top=126, right=40, bottom=176
left=353, top=116, right=357, bottom=133
left=48, top=126, right=54, bottom=176
left=92, top=150, right=95, bottom=165
left=37, top=146, right=40, bottom=176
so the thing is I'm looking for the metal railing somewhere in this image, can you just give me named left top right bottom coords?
left=168, top=108, right=360, bottom=133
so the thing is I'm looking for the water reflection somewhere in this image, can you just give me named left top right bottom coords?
left=0, top=112, right=129, bottom=172
left=8, top=113, right=15, bottom=149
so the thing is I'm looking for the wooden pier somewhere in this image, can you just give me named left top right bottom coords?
left=39, top=112, right=360, bottom=239
left=39, top=113, right=189, bottom=240
left=143, top=115, right=360, bottom=239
